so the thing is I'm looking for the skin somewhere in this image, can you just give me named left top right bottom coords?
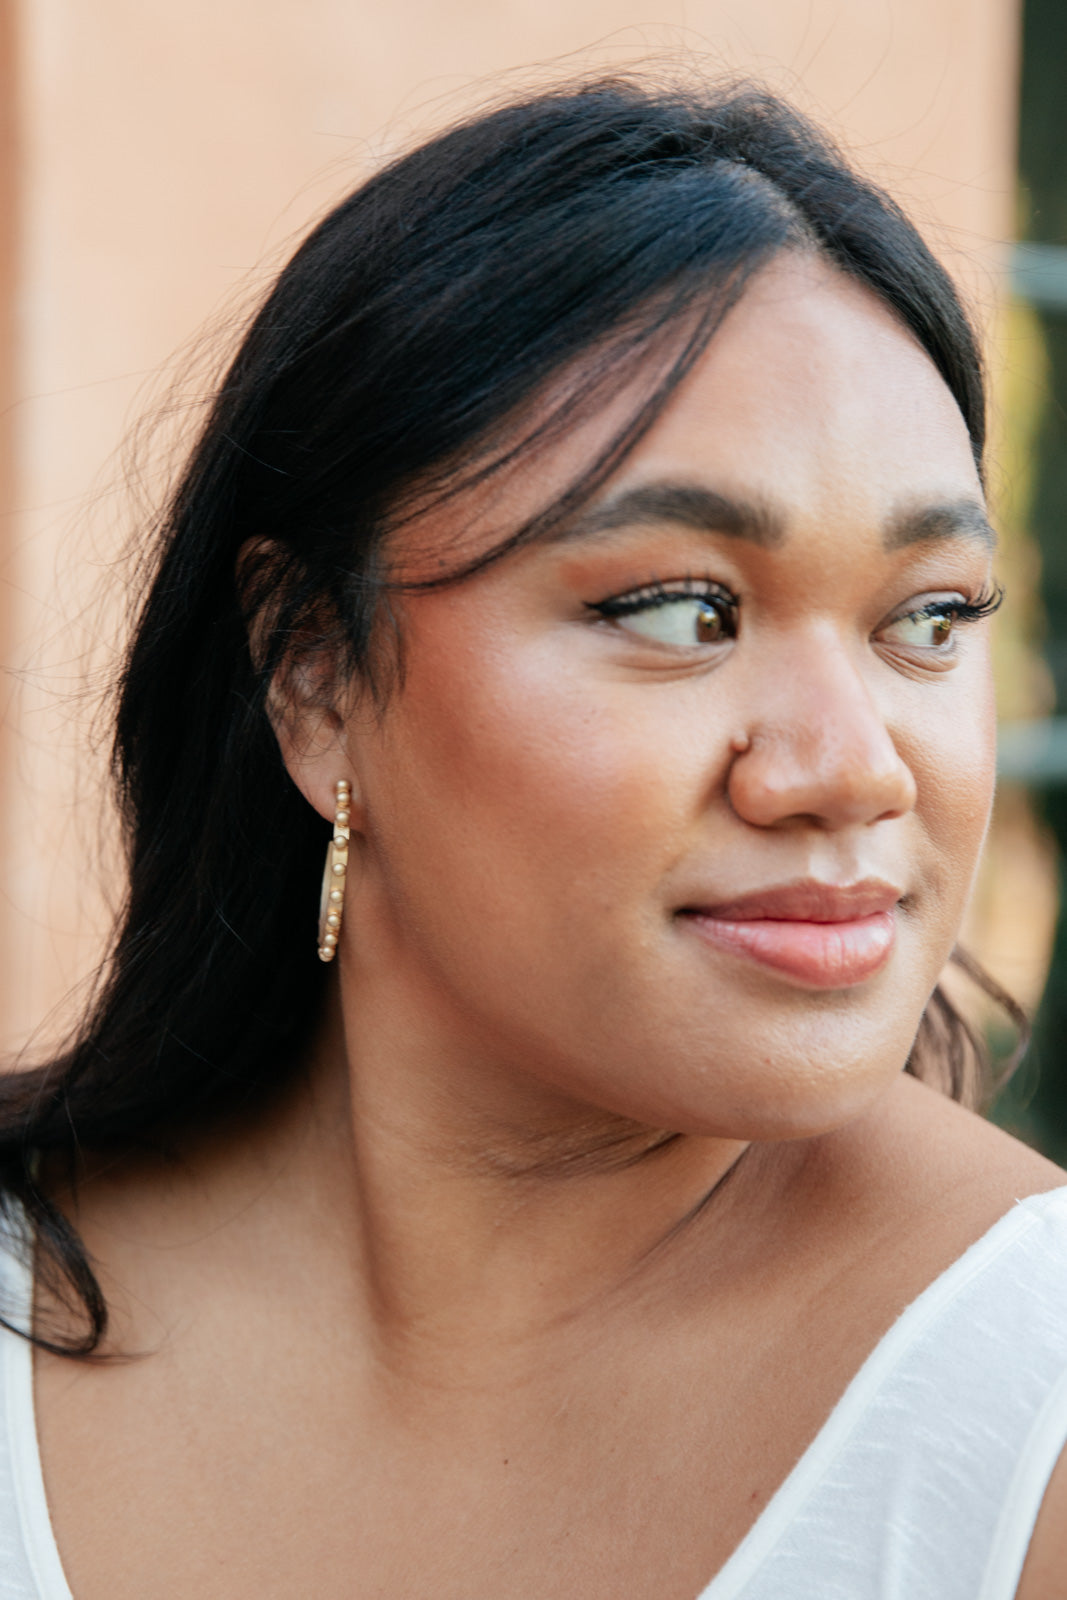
left=33, top=253, right=1067, bottom=1597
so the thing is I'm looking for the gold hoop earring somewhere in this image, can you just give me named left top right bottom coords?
left=317, top=778, right=351, bottom=962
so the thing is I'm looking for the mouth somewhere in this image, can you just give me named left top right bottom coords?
left=678, top=879, right=902, bottom=989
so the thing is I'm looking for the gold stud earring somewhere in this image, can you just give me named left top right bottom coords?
left=317, top=778, right=351, bottom=962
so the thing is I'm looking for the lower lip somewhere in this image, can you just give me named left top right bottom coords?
left=683, top=910, right=896, bottom=988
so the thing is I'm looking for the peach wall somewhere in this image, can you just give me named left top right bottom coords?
left=0, top=0, right=1023, bottom=1055
left=0, top=0, right=16, bottom=757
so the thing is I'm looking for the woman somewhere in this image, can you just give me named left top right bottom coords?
left=0, top=74, right=1064, bottom=1598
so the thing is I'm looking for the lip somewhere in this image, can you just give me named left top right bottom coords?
left=679, top=878, right=902, bottom=989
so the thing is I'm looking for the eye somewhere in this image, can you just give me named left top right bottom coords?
left=876, top=586, right=1003, bottom=656
left=881, top=605, right=958, bottom=650
left=618, top=596, right=731, bottom=646
left=589, top=582, right=738, bottom=648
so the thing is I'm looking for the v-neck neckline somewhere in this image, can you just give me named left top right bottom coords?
left=692, top=1187, right=1067, bottom=1598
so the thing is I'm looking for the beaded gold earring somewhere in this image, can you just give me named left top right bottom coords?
left=317, top=778, right=351, bottom=962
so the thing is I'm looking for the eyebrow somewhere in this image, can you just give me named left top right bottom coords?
left=557, top=483, right=783, bottom=548
left=555, top=481, right=996, bottom=554
left=884, top=499, right=997, bottom=552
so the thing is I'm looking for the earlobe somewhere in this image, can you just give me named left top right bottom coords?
left=272, top=705, right=365, bottom=831
left=266, top=667, right=366, bottom=830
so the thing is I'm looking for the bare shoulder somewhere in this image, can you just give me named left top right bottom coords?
left=1017, top=1443, right=1067, bottom=1600
left=850, top=1070, right=1065, bottom=1216
left=758, top=1077, right=1067, bottom=1599
left=894, top=1085, right=1067, bottom=1600
left=798, top=1072, right=1067, bottom=1299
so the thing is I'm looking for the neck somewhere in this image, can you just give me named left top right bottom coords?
left=283, top=970, right=756, bottom=1369
left=59, top=968, right=768, bottom=1381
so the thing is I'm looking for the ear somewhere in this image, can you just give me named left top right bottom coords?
left=238, top=537, right=365, bottom=831
left=269, top=659, right=365, bottom=830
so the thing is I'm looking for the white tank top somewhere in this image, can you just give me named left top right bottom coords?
left=1, top=1187, right=1067, bottom=1599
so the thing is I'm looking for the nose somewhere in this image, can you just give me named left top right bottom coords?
left=727, top=643, right=917, bottom=831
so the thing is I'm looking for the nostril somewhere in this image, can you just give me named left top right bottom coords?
left=726, top=723, right=917, bottom=830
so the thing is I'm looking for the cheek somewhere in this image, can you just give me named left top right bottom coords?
left=369, top=636, right=709, bottom=925
left=904, top=658, right=997, bottom=926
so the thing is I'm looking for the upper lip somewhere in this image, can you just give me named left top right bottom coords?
left=682, top=878, right=903, bottom=923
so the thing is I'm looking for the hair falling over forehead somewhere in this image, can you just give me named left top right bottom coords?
left=0, top=72, right=1010, bottom=1354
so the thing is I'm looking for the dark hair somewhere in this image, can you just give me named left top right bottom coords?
left=0, top=73, right=1010, bottom=1354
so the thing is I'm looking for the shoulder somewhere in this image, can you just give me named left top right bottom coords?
left=891, top=1069, right=1063, bottom=1183
left=816, top=1072, right=1067, bottom=1323
left=786, top=1073, right=1067, bottom=1368
left=816, top=1071, right=1067, bottom=1242
left=816, top=1086, right=1067, bottom=1597
left=0, top=1234, right=53, bottom=1600
left=744, top=1080, right=1067, bottom=1598
left=1018, top=1444, right=1067, bottom=1600
left=841, top=1077, right=1067, bottom=1597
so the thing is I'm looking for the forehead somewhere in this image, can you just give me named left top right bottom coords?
left=391, top=251, right=983, bottom=578
left=620, top=252, right=981, bottom=519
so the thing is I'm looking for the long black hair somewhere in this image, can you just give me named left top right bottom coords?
left=0, top=74, right=1012, bottom=1354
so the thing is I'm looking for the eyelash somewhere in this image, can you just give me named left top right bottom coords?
left=588, top=577, right=738, bottom=624
left=587, top=578, right=1004, bottom=634
left=891, top=584, right=1004, bottom=630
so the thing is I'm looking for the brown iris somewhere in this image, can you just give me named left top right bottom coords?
left=696, top=604, right=726, bottom=643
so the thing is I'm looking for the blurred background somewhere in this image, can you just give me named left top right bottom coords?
left=0, top=0, right=1064, bottom=1151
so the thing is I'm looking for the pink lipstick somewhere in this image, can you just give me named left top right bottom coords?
left=680, top=880, right=900, bottom=989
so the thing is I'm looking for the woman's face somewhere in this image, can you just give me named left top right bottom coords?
left=329, top=253, right=996, bottom=1140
